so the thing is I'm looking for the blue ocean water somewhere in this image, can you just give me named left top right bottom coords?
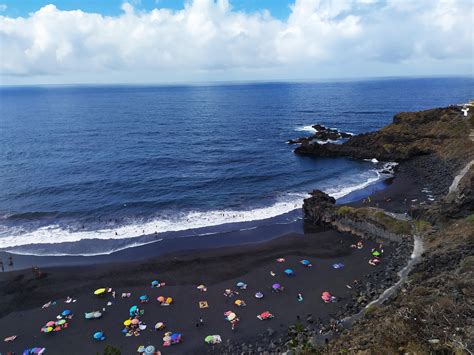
left=0, top=77, right=472, bottom=255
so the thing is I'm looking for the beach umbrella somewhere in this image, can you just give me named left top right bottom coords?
left=284, top=268, right=294, bottom=276
left=163, top=335, right=172, bottom=342
left=225, top=311, right=236, bottom=321
left=165, top=297, right=173, bottom=304
left=272, top=283, right=281, bottom=290
left=301, top=259, right=311, bottom=266
left=197, top=284, right=207, bottom=291
left=171, top=333, right=181, bottom=342
left=93, top=331, right=105, bottom=341
left=205, top=335, right=214, bottom=344
left=139, top=324, right=147, bottom=330
left=131, top=318, right=139, bottom=325
left=236, top=281, right=247, bottom=289
left=56, top=319, right=66, bottom=326
left=276, top=258, right=286, bottom=262
left=372, top=250, right=381, bottom=257
left=94, top=288, right=106, bottom=296
left=46, top=321, right=55, bottom=327
left=157, top=296, right=165, bottom=303
left=332, top=263, right=344, bottom=269
left=137, top=346, right=145, bottom=353
left=61, top=310, right=71, bottom=316
left=123, top=319, right=132, bottom=327
left=255, top=292, right=264, bottom=299
left=139, top=295, right=148, bottom=301
left=41, top=326, right=53, bottom=333
left=234, top=299, right=243, bottom=306
left=129, top=305, right=138, bottom=316
left=151, top=280, right=159, bottom=287
left=144, top=345, right=156, bottom=354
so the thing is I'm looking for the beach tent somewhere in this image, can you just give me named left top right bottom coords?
left=61, top=310, right=71, bottom=317
left=255, top=292, right=264, bottom=299
left=205, top=335, right=222, bottom=344
left=284, top=268, right=294, bottom=276
left=94, top=288, right=106, bottom=296
left=93, top=331, right=105, bottom=341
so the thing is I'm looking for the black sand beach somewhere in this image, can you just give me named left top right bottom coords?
left=0, top=167, right=424, bottom=355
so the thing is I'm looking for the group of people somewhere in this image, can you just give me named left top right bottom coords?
left=0, top=255, right=13, bottom=272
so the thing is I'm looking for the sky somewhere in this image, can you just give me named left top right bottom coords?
left=0, top=0, right=472, bottom=85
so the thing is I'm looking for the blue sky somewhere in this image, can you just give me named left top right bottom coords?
left=0, top=0, right=292, bottom=19
left=0, top=0, right=472, bottom=85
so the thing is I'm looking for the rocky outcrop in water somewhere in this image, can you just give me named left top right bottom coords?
left=288, top=124, right=352, bottom=145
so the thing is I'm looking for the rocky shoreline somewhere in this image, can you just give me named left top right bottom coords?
left=218, top=105, right=474, bottom=354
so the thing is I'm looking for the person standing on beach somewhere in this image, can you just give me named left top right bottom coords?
left=8, top=255, right=13, bottom=267
left=0, top=260, right=3, bottom=272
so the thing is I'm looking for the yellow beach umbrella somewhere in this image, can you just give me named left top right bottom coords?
left=94, top=288, right=106, bottom=296
left=123, top=319, right=132, bottom=326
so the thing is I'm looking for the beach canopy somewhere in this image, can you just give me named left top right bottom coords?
left=61, top=310, right=71, bottom=316
left=123, top=319, right=132, bottom=326
left=93, top=331, right=105, bottom=341
left=94, top=288, right=106, bottom=296
left=284, top=268, right=294, bottom=276
left=272, top=283, right=281, bottom=290
left=255, top=292, right=264, bottom=299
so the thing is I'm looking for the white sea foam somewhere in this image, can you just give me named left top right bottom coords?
left=295, top=125, right=317, bottom=133
left=0, top=165, right=396, bottom=253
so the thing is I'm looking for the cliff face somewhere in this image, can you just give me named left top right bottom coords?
left=295, top=107, right=474, bottom=165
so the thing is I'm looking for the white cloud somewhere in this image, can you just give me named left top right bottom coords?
left=0, top=0, right=472, bottom=84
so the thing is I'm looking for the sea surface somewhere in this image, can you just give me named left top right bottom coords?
left=0, top=77, right=472, bottom=256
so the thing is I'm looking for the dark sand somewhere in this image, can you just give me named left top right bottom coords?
left=0, top=164, right=427, bottom=355
left=0, top=231, right=391, bottom=354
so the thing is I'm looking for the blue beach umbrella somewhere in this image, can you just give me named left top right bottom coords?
left=93, top=331, right=105, bottom=341
left=129, top=305, right=138, bottom=316
left=151, top=280, right=159, bottom=287
left=301, top=259, right=311, bottom=266
left=284, top=268, right=294, bottom=276
left=139, top=295, right=148, bottom=301
left=236, top=281, right=245, bottom=288
left=145, top=345, right=156, bottom=354
left=61, top=310, right=71, bottom=316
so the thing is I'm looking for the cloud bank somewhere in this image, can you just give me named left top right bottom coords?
left=0, top=0, right=472, bottom=84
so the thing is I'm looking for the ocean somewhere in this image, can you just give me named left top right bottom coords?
left=0, top=77, right=472, bottom=256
